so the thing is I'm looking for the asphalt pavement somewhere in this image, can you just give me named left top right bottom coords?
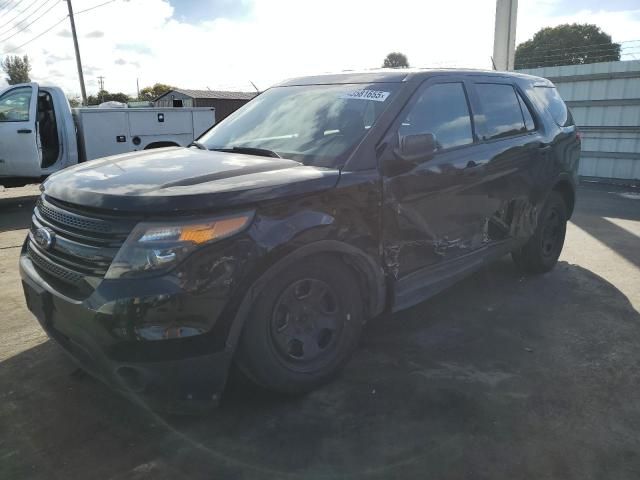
left=1, top=183, right=639, bottom=480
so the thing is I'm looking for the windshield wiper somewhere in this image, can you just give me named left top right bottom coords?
left=211, top=146, right=281, bottom=158
left=189, top=141, right=207, bottom=150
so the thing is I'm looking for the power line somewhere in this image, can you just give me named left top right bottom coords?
left=0, top=14, right=66, bottom=56
left=517, top=47, right=640, bottom=63
left=515, top=39, right=640, bottom=68
left=0, top=0, right=18, bottom=13
left=0, top=0, right=24, bottom=18
left=0, top=0, right=56, bottom=36
left=75, top=0, right=115, bottom=16
left=0, top=0, right=44, bottom=30
left=0, top=0, right=62, bottom=44
left=0, top=0, right=29, bottom=21
left=517, top=40, right=640, bottom=56
left=0, top=0, right=116, bottom=58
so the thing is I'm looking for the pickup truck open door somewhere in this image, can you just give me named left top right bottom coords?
left=0, top=83, right=41, bottom=178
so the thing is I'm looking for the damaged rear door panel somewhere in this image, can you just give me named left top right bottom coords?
left=465, top=78, right=545, bottom=243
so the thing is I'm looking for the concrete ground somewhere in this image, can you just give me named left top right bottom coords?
left=1, top=183, right=639, bottom=479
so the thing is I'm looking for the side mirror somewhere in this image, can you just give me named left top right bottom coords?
left=381, top=132, right=438, bottom=177
left=398, top=132, right=437, bottom=160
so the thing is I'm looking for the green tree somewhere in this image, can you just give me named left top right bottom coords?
left=1, top=55, right=31, bottom=85
left=515, top=24, right=620, bottom=69
left=382, top=52, right=409, bottom=69
left=138, top=83, right=174, bottom=101
left=87, top=90, right=131, bottom=105
left=67, top=95, right=82, bottom=108
left=67, top=96, right=81, bottom=108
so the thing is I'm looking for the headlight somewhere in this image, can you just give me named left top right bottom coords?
left=105, top=212, right=253, bottom=279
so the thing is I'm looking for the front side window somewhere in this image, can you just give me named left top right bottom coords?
left=533, top=86, right=573, bottom=127
left=199, top=83, right=399, bottom=168
left=475, top=83, right=526, bottom=140
left=398, top=82, right=473, bottom=150
left=0, top=87, right=32, bottom=122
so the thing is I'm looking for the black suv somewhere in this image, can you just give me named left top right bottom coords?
left=20, top=70, right=580, bottom=411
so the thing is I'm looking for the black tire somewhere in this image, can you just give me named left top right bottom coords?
left=512, top=191, right=568, bottom=274
left=236, top=255, right=364, bottom=394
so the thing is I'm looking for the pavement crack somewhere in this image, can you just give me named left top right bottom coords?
left=0, top=244, right=22, bottom=250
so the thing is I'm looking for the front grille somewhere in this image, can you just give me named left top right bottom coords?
left=26, top=195, right=138, bottom=296
left=36, top=197, right=112, bottom=234
left=27, top=242, right=84, bottom=286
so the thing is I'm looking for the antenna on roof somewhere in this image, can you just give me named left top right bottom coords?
left=249, top=80, right=260, bottom=93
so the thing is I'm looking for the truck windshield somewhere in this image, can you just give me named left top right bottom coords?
left=199, top=83, right=399, bottom=167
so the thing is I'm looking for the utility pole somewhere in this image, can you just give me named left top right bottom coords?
left=493, top=0, right=518, bottom=71
left=66, top=0, right=87, bottom=105
left=97, top=76, right=105, bottom=103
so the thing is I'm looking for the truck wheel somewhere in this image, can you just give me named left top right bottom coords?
left=512, top=191, right=567, bottom=274
left=236, top=256, right=363, bottom=394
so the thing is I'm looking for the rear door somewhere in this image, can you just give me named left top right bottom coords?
left=0, top=83, right=41, bottom=178
left=467, top=79, right=542, bottom=243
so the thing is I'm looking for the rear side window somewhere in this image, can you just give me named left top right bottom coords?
left=475, top=83, right=525, bottom=140
left=533, top=86, right=573, bottom=127
left=399, top=82, right=473, bottom=150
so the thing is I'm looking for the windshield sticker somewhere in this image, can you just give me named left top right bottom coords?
left=340, top=89, right=390, bottom=102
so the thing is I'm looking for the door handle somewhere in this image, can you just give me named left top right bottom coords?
left=17, top=129, right=32, bottom=134
left=461, top=159, right=486, bottom=175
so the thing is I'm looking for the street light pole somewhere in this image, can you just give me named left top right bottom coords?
left=66, top=0, right=87, bottom=105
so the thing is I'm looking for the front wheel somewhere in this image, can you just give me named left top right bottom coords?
left=236, top=256, right=364, bottom=394
left=512, top=191, right=568, bottom=274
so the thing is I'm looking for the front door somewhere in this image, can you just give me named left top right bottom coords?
left=0, top=83, right=40, bottom=178
left=380, top=79, right=491, bottom=283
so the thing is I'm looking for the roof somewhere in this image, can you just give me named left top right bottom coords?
left=277, top=68, right=549, bottom=86
left=156, top=89, right=257, bottom=101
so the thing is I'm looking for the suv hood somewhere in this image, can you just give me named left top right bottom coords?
left=43, top=147, right=340, bottom=212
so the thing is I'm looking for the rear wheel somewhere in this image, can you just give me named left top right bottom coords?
left=512, top=191, right=567, bottom=274
left=236, top=256, right=363, bottom=394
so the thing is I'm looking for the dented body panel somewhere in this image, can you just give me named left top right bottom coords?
left=19, top=69, right=579, bottom=410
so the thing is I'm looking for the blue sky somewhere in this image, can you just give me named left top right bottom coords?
left=550, top=0, right=640, bottom=14
left=168, top=0, right=640, bottom=25
left=170, top=0, right=252, bottom=22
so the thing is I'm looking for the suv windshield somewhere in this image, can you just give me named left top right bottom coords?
left=199, top=83, right=399, bottom=167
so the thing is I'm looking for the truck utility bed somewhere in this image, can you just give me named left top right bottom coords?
left=74, top=107, right=215, bottom=162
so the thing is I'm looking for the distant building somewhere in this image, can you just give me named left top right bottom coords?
left=153, top=89, right=257, bottom=122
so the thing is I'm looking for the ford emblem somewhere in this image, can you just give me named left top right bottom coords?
left=34, top=227, right=55, bottom=250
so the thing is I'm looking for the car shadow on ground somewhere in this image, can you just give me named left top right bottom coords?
left=2, top=258, right=640, bottom=480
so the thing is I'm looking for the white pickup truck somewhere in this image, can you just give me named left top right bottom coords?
left=0, top=83, right=216, bottom=186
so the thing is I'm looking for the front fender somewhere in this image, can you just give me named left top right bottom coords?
left=223, top=239, right=387, bottom=355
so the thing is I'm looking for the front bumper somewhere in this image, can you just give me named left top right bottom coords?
left=19, top=253, right=235, bottom=413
